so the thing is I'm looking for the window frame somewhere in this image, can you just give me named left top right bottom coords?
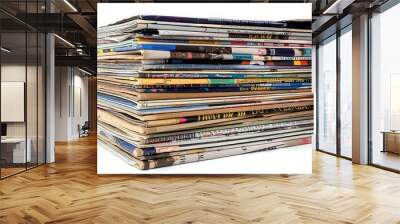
left=315, top=22, right=353, bottom=160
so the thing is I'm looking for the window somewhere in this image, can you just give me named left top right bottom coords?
left=370, top=3, right=400, bottom=171
left=339, top=27, right=352, bottom=158
left=317, top=35, right=337, bottom=154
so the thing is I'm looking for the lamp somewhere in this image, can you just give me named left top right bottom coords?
left=54, top=34, right=75, bottom=48
left=63, top=0, right=78, bottom=12
left=1, top=47, right=11, bottom=53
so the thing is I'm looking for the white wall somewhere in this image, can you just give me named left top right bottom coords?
left=1, top=64, right=27, bottom=138
left=54, top=66, right=89, bottom=141
left=71, top=72, right=89, bottom=139
left=55, top=66, right=69, bottom=141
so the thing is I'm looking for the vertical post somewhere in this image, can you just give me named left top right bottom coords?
left=312, top=45, right=317, bottom=150
left=352, top=14, right=369, bottom=164
left=336, top=29, right=341, bottom=157
left=25, top=2, right=28, bottom=170
left=46, top=0, right=55, bottom=163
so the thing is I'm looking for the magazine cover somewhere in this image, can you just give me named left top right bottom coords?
left=97, top=3, right=313, bottom=174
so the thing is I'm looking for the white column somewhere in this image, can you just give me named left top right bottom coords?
left=45, top=0, right=56, bottom=163
left=312, top=45, right=317, bottom=150
left=352, top=14, right=369, bottom=164
left=46, top=32, right=55, bottom=163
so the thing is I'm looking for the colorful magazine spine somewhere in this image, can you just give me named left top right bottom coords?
left=127, top=84, right=312, bottom=92
left=135, top=72, right=311, bottom=79
left=141, top=24, right=312, bottom=37
left=141, top=50, right=312, bottom=60
left=139, top=129, right=313, bottom=157
left=131, top=82, right=312, bottom=89
left=133, top=85, right=311, bottom=93
left=138, top=15, right=288, bottom=27
left=135, top=15, right=311, bottom=29
left=135, top=34, right=312, bottom=44
left=100, top=135, right=312, bottom=170
left=144, top=118, right=314, bottom=144
left=144, top=105, right=313, bottom=127
left=143, top=64, right=308, bottom=71
left=100, top=44, right=312, bottom=57
left=137, top=38, right=311, bottom=48
left=155, top=30, right=300, bottom=40
left=147, top=59, right=311, bottom=66
left=130, top=77, right=309, bottom=85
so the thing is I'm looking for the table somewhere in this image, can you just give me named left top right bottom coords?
left=382, top=131, right=400, bottom=154
left=1, top=138, right=31, bottom=163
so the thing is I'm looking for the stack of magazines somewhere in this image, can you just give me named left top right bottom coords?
left=97, top=15, right=313, bottom=170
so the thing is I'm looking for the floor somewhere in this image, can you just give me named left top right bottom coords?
left=1, top=163, right=42, bottom=178
left=373, top=150, right=400, bottom=171
left=0, top=167, right=25, bottom=178
left=0, top=135, right=400, bottom=223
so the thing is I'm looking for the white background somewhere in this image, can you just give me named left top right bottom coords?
left=98, top=3, right=312, bottom=27
left=97, top=3, right=313, bottom=174
left=98, top=143, right=312, bottom=174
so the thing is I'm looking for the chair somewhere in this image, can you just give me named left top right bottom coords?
left=79, top=121, right=90, bottom=138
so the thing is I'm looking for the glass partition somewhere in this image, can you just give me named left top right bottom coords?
left=38, top=32, right=45, bottom=165
left=1, top=31, right=28, bottom=177
left=339, top=26, right=352, bottom=158
left=370, top=3, right=400, bottom=171
left=0, top=1, right=46, bottom=179
left=317, top=35, right=337, bottom=154
left=27, top=31, right=38, bottom=169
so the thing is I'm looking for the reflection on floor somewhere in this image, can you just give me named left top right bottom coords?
left=0, top=167, right=25, bottom=177
left=0, top=135, right=400, bottom=223
left=373, top=150, right=400, bottom=171
left=0, top=163, right=42, bottom=178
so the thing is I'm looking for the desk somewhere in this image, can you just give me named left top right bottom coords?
left=1, top=138, right=31, bottom=163
left=382, top=131, right=400, bottom=154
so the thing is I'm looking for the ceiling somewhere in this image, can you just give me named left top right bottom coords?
left=1, top=0, right=392, bottom=73
left=0, top=0, right=98, bottom=73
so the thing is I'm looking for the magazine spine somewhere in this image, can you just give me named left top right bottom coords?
left=140, top=15, right=289, bottom=27
left=110, top=44, right=312, bottom=57
left=130, top=77, right=309, bottom=85
left=143, top=118, right=314, bottom=145
left=137, top=39, right=311, bottom=49
left=145, top=105, right=313, bottom=127
left=135, top=73, right=311, bottom=79
left=140, top=130, right=313, bottom=158
left=141, top=137, right=312, bottom=169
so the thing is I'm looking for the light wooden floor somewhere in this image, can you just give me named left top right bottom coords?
left=373, top=150, right=400, bottom=171
left=0, top=167, right=26, bottom=178
left=1, top=135, right=400, bottom=224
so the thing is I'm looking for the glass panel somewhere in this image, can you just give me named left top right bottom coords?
left=371, top=4, right=400, bottom=171
left=27, top=31, right=38, bottom=169
left=317, top=35, right=337, bottom=154
left=1, top=31, right=27, bottom=177
left=0, top=0, right=46, bottom=178
left=37, top=0, right=46, bottom=167
left=339, top=28, right=352, bottom=158
left=38, top=32, right=45, bottom=165
left=26, top=0, right=39, bottom=169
